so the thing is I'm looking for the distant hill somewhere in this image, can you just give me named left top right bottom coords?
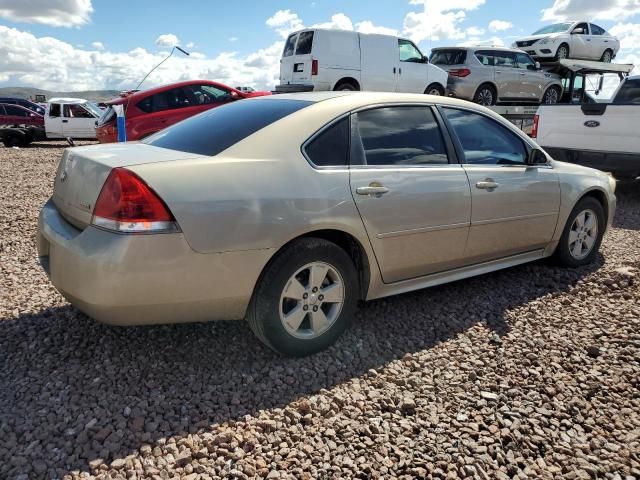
left=0, top=86, right=120, bottom=102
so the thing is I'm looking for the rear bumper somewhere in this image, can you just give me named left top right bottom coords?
left=37, top=199, right=274, bottom=325
left=274, top=84, right=315, bottom=93
left=543, top=147, right=640, bottom=178
left=446, top=78, right=478, bottom=101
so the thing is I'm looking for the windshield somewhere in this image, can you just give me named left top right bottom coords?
left=97, top=105, right=116, bottom=126
left=532, top=23, right=573, bottom=35
left=84, top=102, right=103, bottom=117
left=144, top=98, right=312, bottom=156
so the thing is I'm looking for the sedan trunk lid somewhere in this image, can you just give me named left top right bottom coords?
left=52, top=143, right=204, bottom=230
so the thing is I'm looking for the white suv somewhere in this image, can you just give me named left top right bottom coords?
left=513, top=22, right=620, bottom=63
left=276, top=29, right=448, bottom=95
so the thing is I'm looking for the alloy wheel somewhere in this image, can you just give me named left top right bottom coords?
left=477, top=89, right=494, bottom=106
left=602, top=51, right=612, bottom=63
left=279, top=262, right=345, bottom=339
left=557, top=46, right=569, bottom=59
left=544, top=88, right=559, bottom=104
left=568, top=209, right=598, bottom=260
left=428, top=88, right=442, bottom=96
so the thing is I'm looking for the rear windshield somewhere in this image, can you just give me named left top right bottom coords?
left=295, top=31, right=314, bottom=55
left=431, top=49, right=467, bottom=65
left=143, top=99, right=313, bottom=156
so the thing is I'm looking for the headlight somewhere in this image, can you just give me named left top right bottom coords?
left=538, top=37, right=553, bottom=45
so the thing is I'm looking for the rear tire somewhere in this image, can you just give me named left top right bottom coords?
left=542, top=85, right=561, bottom=104
left=555, top=44, right=570, bottom=60
left=246, top=238, right=359, bottom=357
left=425, top=83, right=444, bottom=96
left=334, top=81, right=358, bottom=91
left=600, top=49, right=613, bottom=63
left=473, top=84, right=497, bottom=106
left=554, top=197, right=605, bottom=267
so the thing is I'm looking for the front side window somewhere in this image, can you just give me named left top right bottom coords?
left=355, top=107, right=448, bottom=166
left=283, top=34, right=297, bottom=57
left=573, top=23, right=589, bottom=35
left=187, top=85, right=231, bottom=105
left=49, top=103, right=61, bottom=117
left=295, top=31, right=314, bottom=55
left=304, top=117, right=349, bottom=167
left=494, top=51, right=516, bottom=68
left=515, top=53, right=536, bottom=70
left=144, top=99, right=312, bottom=156
left=443, top=108, right=527, bottom=165
left=590, top=24, right=606, bottom=35
left=399, top=39, right=424, bottom=63
left=63, top=104, right=94, bottom=118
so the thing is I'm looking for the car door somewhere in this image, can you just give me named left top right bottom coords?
left=441, top=106, right=560, bottom=263
left=349, top=105, right=472, bottom=283
left=589, top=24, right=610, bottom=59
left=45, top=103, right=64, bottom=138
left=493, top=51, right=520, bottom=100
left=360, top=34, right=398, bottom=91
left=569, top=22, right=590, bottom=58
left=62, top=104, right=96, bottom=138
left=514, top=52, right=542, bottom=100
left=396, top=39, right=429, bottom=93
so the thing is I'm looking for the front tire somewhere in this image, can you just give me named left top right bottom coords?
left=246, top=238, right=359, bottom=357
left=555, top=44, right=570, bottom=60
left=542, top=85, right=561, bottom=104
left=334, top=81, right=358, bottom=91
left=554, top=197, right=605, bottom=267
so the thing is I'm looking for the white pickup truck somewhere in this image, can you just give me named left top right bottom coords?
left=44, top=98, right=101, bottom=139
left=534, top=74, right=640, bottom=180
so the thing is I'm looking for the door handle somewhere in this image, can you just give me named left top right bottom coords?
left=62, top=120, right=68, bottom=123
left=393, top=67, right=396, bottom=74
left=476, top=180, right=499, bottom=190
left=356, top=185, right=390, bottom=196
left=496, top=70, right=502, bottom=74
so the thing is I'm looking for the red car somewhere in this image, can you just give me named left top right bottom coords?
left=0, top=103, right=44, bottom=127
left=96, top=80, right=271, bottom=143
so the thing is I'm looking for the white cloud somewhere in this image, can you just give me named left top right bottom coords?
left=466, top=26, right=485, bottom=36
left=355, top=21, right=399, bottom=36
left=0, top=0, right=93, bottom=27
left=403, top=0, right=486, bottom=42
left=228, top=37, right=238, bottom=43
left=91, top=41, right=104, bottom=50
left=542, top=0, right=640, bottom=21
left=488, top=20, right=512, bottom=32
left=186, top=42, right=195, bottom=48
left=266, top=9, right=303, bottom=38
left=460, top=36, right=505, bottom=47
left=312, top=13, right=354, bottom=30
left=610, top=23, right=640, bottom=49
left=155, top=34, right=180, bottom=48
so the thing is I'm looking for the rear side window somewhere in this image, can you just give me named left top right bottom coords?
left=295, top=31, right=314, bottom=55
left=144, top=99, right=312, bottom=156
left=283, top=34, right=297, bottom=57
left=614, top=79, right=640, bottom=104
left=475, top=50, right=495, bottom=66
left=355, top=107, right=448, bottom=166
left=304, top=117, right=349, bottom=167
left=590, top=24, right=606, bottom=35
left=443, top=108, right=527, bottom=165
left=49, top=103, right=61, bottom=117
left=431, top=49, right=467, bottom=65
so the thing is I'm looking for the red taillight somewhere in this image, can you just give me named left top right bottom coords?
left=92, top=168, right=178, bottom=233
left=531, top=114, right=539, bottom=139
left=449, top=68, right=471, bottom=78
left=311, top=59, right=318, bottom=76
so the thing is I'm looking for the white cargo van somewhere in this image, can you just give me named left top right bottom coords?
left=276, top=29, right=448, bottom=95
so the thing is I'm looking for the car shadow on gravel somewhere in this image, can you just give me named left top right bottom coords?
left=0, top=254, right=604, bottom=476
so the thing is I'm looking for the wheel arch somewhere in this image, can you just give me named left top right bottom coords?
left=257, top=228, right=373, bottom=301
left=333, top=77, right=361, bottom=91
left=577, top=187, right=610, bottom=225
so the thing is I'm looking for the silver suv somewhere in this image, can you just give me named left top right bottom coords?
left=431, top=47, right=563, bottom=106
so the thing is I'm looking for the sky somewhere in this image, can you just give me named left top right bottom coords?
left=0, top=0, right=639, bottom=92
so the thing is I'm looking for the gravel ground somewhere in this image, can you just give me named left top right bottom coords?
left=0, top=142, right=639, bottom=480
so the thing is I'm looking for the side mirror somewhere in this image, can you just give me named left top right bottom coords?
left=527, top=64, right=537, bottom=71
left=535, top=61, right=541, bottom=70
left=572, top=28, right=584, bottom=34
left=422, top=55, right=429, bottom=64
left=528, top=148, right=548, bottom=165
left=231, top=90, right=240, bottom=99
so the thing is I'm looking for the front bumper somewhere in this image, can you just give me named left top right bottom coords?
left=37, top=199, right=274, bottom=325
